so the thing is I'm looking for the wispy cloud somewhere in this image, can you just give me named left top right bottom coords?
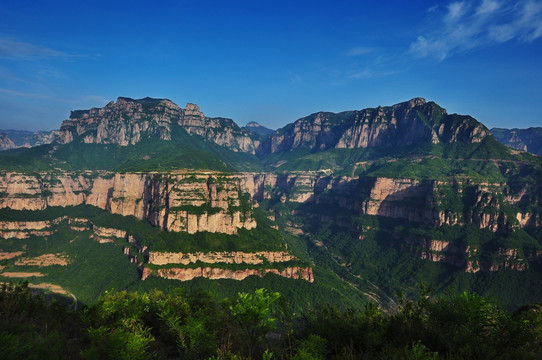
left=0, top=88, right=58, bottom=100
left=288, top=71, right=303, bottom=84
left=444, top=2, right=468, bottom=23
left=409, top=0, right=542, bottom=60
left=345, top=46, right=374, bottom=56
left=347, top=68, right=396, bottom=80
left=0, top=88, right=108, bottom=107
left=0, top=37, right=66, bottom=59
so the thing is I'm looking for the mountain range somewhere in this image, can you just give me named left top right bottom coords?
left=491, top=127, right=542, bottom=156
left=0, top=96, right=540, bottom=309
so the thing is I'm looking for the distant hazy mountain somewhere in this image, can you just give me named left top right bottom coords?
left=0, top=129, right=59, bottom=150
left=243, top=121, right=274, bottom=138
left=491, top=127, right=542, bottom=156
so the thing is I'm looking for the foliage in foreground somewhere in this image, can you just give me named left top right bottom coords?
left=0, top=282, right=541, bottom=360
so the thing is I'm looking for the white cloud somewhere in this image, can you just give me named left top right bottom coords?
left=518, top=0, right=542, bottom=40
left=445, top=2, right=468, bottom=23
left=476, top=0, right=501, bottom=16
left=489, top=24, right=517, bottom=41
left=410, top=0, right=542, bottom=60
left=0, top=38, right=66, bottom=59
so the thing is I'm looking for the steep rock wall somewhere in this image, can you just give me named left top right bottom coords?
left=142, top=266, right=314, bottom=282
left=0, top=172, right=256, bottom=235
left=148, top=251, right=295, bottom=265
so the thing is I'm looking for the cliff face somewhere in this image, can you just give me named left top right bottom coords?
left=405, top=239, right=533, bottom=272
left=179, top=103, right=258, bottom=153
left=56, top=97, right=258, bottom=153
left=238, top=173, right=540, bottom=232
left=0, top=172, right=256, bottom=235
left=148, top=251, right=295, bottom=266
left=142, top=249, right=312, bottom=282
left=258, top=98, right=489, bottom=155
left=1, top=170, right=539, bottom=266
left=57, top=97, right=178, bottom=145
left=142, top=266, right=314, bottom=282
left=237, top=171, right=541, bottom=273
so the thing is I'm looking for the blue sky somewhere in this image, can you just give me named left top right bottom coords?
left=0, top=0, right=541, bottom=131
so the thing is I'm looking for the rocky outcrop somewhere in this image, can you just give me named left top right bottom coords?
left=258, top=98, right=489, bottom=155
left=56, top=97, right=258, bottom=153
left=57, top=97, right=177, bottom=145
left=487, top=248, right=529, bottom=271
left=14, top=253, right=69, bottom=266
left=409, top=238, right=531, bottom=272
left=148, top=251, right=295, bottom=266
left=142, top=266, right=314, bottom=282
left=0, top=218, right=68, bottom=239
left=180, top=103, right=258, bottom=153
left=92, top=225, right=127, bottom=239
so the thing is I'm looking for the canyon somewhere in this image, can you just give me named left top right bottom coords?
left=0, top=96, right=541, bottom=307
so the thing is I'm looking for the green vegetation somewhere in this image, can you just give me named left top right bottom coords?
left=1, top=282, right=540, bottom=360
left=0, top=124, right=262, bottom=173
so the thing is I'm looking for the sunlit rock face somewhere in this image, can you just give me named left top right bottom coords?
left=57, top=97, right=258, bottom=153
left=0, top=171, right=256, bottom=235
left=257, top=98, right=490, bottom=155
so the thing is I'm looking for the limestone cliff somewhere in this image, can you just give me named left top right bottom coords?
left=148, top=251, right=295, bottom=266
left=1, top=170, right=538, bottom=237
left=142, top=266, right=314, bottom=282
left=0, top=171, right=256, bottom=235
left=405, top=238, right=532, bottom=272
left=237, top=172, right=540, bottom=233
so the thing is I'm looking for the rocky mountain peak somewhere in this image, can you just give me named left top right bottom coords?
left=55, top=97, right=259, bottom=153
left=258, top=98, right=490, bottom=154
left=184, top=103, right=204, bottom=118
left=407, top=97, right=426, bottom=108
